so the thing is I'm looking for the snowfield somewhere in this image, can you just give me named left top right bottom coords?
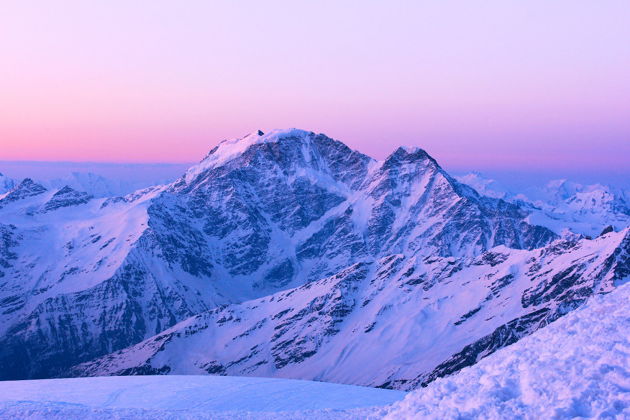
left=0, top=375, right=404, bottom=419
left=379, top=282, right=630, bottom=419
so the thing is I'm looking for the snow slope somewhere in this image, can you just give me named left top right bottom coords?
left=380, top=283, right=630, bottom=419
left=1, top=284, right=628, bottom=419
left=72, top=228, right=630, bottom=390
left=0, top=375, right=404, bottom=419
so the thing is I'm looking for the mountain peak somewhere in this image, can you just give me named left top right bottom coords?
left=183, top=129, right=325, bottom=183
left=382, top=146, right=436, bottom=171
left=393, top=146, right=432, bottom=160
left=397, top=145, right=423, bottom=154
left=55, top=185, right=77, bottom=195
left=0, top=178, right=47, bottom=207
left=14, top=178, right=47, bottom=194
left=42, top=185, right=93, bottom=212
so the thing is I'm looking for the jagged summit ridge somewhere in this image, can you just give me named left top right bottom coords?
left=184, top=129, right=346, bottom=183
left=184, top=129, right=443, bottom=188
left=42, top=186, right=93, bottom=212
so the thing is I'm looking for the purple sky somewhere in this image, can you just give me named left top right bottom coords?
left=1, top=1, right=629, bottom=176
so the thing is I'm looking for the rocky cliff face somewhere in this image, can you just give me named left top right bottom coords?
left=146, top=130, right=556, bottom=293
left=0, top=129, right=614, bottom=385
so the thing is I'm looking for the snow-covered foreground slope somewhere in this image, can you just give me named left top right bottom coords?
left=379, top=282, right=630, bottom=419
left=0, top=375, right=404, bottom=419
left=1, top=284, right=628, bottom=419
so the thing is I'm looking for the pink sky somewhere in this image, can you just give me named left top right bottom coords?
left=1, top=1, right=629, bottom=172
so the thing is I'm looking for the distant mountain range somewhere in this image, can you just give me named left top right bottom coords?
left=0, top=170, right=177, bottom=198
left=456, top=172, right=630, bottom=237
left=0, top=129, right=628, bottom=389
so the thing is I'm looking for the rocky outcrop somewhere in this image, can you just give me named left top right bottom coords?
left=0, top=178, right=47, bottom=208
left=42, top=186, right=93, bottom=212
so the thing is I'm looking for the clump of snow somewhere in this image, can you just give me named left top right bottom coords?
left=380, top=283, right=630, bottom=419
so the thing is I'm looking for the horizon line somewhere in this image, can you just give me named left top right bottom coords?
left=1, top=159, right=628, bottom=174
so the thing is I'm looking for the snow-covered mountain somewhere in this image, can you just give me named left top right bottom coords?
left=42, top=172, right=141, bottom=198
left=456, top=173, right=630, bottom=237
left=453, top=172, right=510, bottom=200
left=0, top=129, right=627, bottom=390
left=0, top=169, right=184, bottom=199
left=70, top=228, right=629, bottom=389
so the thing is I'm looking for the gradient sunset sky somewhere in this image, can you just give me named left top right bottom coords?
left=1, top=1, right=629, bottom=175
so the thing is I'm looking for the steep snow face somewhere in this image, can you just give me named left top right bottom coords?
left=2, top=287, right=627, bottom=419
left=184, top=129, right=320, bottom=182
left=457, top=173, right=630, bottom=236
left=157, top=129, right=375, bottom=293
left=72, top=229, right=630, bottom=390
left=380, top=282, right=630, bottom=419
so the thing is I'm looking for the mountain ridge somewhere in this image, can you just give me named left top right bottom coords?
left=0, top=128, right=624, bottom=387
left=69, top=228, right=629, bottom=389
